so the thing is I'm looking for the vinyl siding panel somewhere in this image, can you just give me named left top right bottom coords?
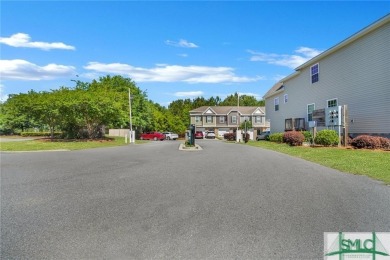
left=266, top=21, right=390, bottom=135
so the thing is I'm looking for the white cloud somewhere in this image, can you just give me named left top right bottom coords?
left=273, top=74, right=286, bottom=81
left=238, top=92, right=261, bottom=98
left=0, top=33, right=75, bottom=51
left=84, top=62, right=263, bottom=84
left=248, top=47, right=322, bottom=69
left=0, top=59, right=76, bottom=80
left=174, top=91, right=204, bottom=97
left=0, top=83, right=8, bottom=102
left=165, top=39, right=199, bottom=48
left=178, top=53, right=188, bottom=58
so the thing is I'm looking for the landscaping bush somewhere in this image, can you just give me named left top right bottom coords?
left=224, top=132, right=236, bottom=141
left=301, top=131, right=313, bottom=143
left=314, top=129, right=339, bottom=146
left=378, top=137, right=390, bottom=150
left=351, top=135, right=388, bottom=150
left=269, top=132, right=283, bottom=143
left=283, top=131, right=305, bottom=146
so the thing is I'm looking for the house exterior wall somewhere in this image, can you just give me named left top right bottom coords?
left=227, top=112, right=239, bottom=127
left=266, top=21, right=390, bottom=136
left=216, top=116, right=228, bottom=127
left=189, top=106, right=270, bottom=140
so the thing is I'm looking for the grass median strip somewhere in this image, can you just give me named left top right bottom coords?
left=245, top=141, right=390, bottom=184
left=0, top=137, right=148, bottom=151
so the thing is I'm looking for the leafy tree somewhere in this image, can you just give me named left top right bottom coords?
left=207, top=96, right=221, bottom=106
left=32, top=91, right=63, bottom=139
left=192, top=97, right=208, bottom=108
left=220, top=93, right=265, bottom=106
left=240, top=120, right=253, bottom=130
left=72, top=75, right=152, bottom=135
left=168, top=98, right=193, bottom=128
left=1, top=92, right=40, bottom=133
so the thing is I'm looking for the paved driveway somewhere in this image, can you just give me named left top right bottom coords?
left=1, top=140, right=389, bottom=259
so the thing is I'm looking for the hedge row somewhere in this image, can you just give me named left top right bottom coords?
left=269, top=130, right=339, bottom=147
left=20, top=132, right=63, bottom=137
left=268, top=130, right=389, bottom=150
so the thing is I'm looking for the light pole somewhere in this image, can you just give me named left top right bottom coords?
left=236, top=92, right=240, bottom=142
left=129, top=88, right=134, bottom=143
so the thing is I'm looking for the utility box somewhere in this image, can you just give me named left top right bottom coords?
left=325, top=106, right=342, bottom=126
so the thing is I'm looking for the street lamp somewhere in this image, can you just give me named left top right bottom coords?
left=129, top=88, right=134, bottom=143
left=236, top=92, right=240, bottom=142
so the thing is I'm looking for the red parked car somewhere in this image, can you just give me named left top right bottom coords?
left=139, top=132, right=165, bottom=141
left=195, top=131, right=204, bottom=139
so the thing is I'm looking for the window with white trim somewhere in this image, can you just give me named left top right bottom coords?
left=284, top=94, right=288, bottom=103
left=327, top=98, right=338, bottom=108
left=311, top=63, right=319, bottom=83
left=274, top=97, right=279, bottom=111
left=255, top=116, right=262, bottom=123
left=195, top=116, right=201, bottom=123
left=219, top=116, right=225, bottom=123
left=206, top=115, right=213, bottom=123
left=308, top=104, right=315, bottom=121
left=231, top=116, right=237, bottom=124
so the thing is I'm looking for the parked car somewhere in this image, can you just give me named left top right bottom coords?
left=256, top=131, right=270, bottom=141
left=140, top=132, right=165, bottom=141
left=195, top=131, right=204, bottom=139
left=163, top=132, right=179, bottom=140
left=205, top=131, right=216, bottom=139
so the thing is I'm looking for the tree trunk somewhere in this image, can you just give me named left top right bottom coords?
left=50, top=126, right=54, bottom=141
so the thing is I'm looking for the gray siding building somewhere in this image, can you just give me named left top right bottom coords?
left=264, top=14, right=390, bottom=137
left=189, top=106, right=270, bottom=139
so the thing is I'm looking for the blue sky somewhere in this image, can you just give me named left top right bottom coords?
left=1, top=1, right=389, bottom=106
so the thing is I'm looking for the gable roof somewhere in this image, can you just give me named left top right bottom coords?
left=263, top=82, right=284, bottom=99
left=189, top=106, right=265, bottom=115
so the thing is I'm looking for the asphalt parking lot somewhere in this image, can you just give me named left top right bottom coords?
left=1, top=140, right=389, bottom=259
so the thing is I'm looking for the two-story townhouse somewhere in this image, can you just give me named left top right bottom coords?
left=264, top=14, right=390, bottom=138
left=189, top=106, right=270, bottom=140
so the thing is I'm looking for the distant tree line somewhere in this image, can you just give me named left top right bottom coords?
left=0, top=75, right=265, bottom=138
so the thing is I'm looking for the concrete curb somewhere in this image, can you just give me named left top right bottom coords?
left=1, top=149, right=70, bottom=153
left=178, top=143, right=203, bottom=151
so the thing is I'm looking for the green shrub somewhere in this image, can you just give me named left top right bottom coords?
left=184, top=140, right=195, bottom=147
left=269, top=132, right=283, bottom=143
left=301, top=131, right=313, bottom=143
left=283, top=131, right=305, bottom=146
left=314, top=130, right=339, bottom=146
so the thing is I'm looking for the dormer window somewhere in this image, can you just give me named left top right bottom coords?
left=311, top=63, right=319, bottom=83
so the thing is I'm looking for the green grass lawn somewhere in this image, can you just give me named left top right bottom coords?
left=244, top=141, right=390, bottom=184
left=0, top=137, right=149, bottom=151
